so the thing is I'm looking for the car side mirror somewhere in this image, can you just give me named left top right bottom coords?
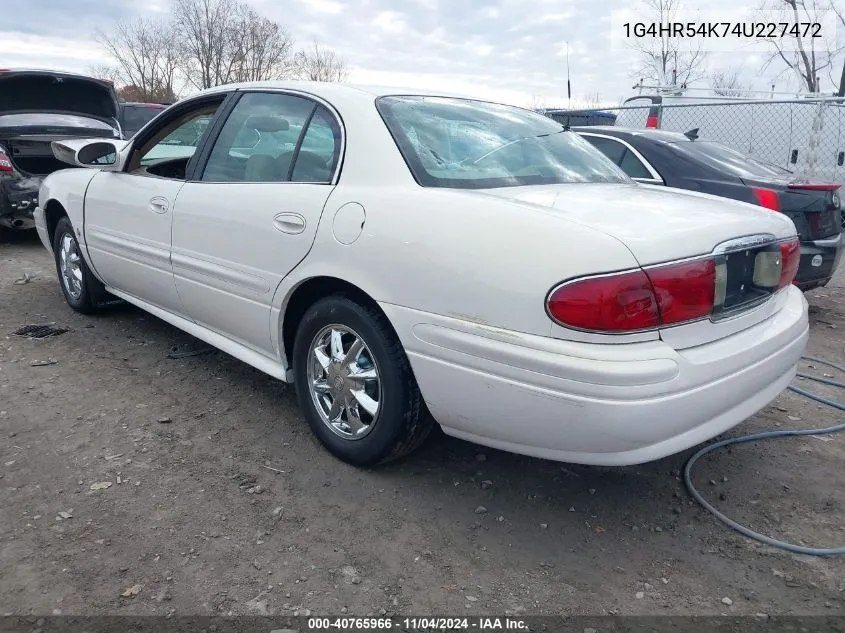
left=51, top=138, right=128, bottom=171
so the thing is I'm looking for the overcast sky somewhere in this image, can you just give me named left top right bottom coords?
left=0, top=0, right=820, bottom=107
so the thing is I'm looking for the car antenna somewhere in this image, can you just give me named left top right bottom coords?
left=684, top=127, right=699, bottom=141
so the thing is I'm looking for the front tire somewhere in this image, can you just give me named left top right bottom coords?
left=52, top=216, right=109, bottom=314
left=292, top=294, right=433, bottom=466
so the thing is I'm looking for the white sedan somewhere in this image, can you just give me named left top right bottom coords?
left=35, top=81, right=809, bottom=467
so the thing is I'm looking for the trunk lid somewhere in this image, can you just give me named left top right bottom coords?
left=0, top=70, right=119, bottom=123
left=477, top=182, right=799, bottom=347
left=477, top=182, right=796, bottom=265
left=744, top=177, right=841, bottom=241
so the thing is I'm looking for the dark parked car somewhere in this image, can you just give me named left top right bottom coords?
left=118, top=101, right=168, bottom=138
left=0, top=69, right=120, bottom=232
left=575, top=126, right=844, bottom=291
left=544, top=109, right=617, bottom=127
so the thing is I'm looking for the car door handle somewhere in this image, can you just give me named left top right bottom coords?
left=149, top=196, right=170, bottom=214
left=273, top=212, right=306, bottom=234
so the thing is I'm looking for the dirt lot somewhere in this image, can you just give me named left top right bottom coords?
left=1, top=230, right=844, bottom=617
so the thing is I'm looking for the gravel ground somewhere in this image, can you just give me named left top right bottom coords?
left=1, top=230, right=844, bottom=617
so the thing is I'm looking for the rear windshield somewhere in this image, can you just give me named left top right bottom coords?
left=376, top=96, right=630, bottom=189
left=668, top=140, right=791, bottom=179
left=122, top=105, right=164, bottom=133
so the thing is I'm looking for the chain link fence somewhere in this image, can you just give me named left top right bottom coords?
left=543, top=98, right=845, bottom=186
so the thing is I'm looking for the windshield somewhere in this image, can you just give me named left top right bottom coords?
left=668, top=140, right=793, bottom=180
left=376, top=96, right=630, bottom=189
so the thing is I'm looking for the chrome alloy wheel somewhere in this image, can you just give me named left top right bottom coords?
left=59, top=233, right=83, bottom=300
left=306, top=324, right=382, bottom=440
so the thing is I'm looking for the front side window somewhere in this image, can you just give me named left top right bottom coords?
left=126, top=98, right=223, bottom=178
left=202, top=92, right=340, bottom=183
left=137, top=110, right=216, bottom=168
left=376, top=96, right=630, bottom=189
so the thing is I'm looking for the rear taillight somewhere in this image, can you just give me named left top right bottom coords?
left=646, top=259, right=716, bottom=325
left=778, top=238, right=801, bottom=288
left=548, top=242, right=797, bottom=332
left=752, top=187, right=781, bottom=211
left=0, top=149, right=12, bottom=172
left=546, top=270, right=659, bottom=332
left=645, top=115, right=659, bottom=128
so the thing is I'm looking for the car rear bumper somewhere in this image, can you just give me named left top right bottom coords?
left=0, top=175, right=41, bottom=230
left=382, top=286, right=809, bottom=466
left=794, top=232, right=843, bottom=290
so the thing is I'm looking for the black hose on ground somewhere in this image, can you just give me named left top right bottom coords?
left=684, top=356, right=845, bottom=556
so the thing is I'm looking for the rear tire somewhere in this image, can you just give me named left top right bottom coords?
left=292, top=294, right=433, bottom=466
left=52, top=216, right=110, bottom=314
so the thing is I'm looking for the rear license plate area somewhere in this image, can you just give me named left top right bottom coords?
left=712, top=242, right=780, bottom=319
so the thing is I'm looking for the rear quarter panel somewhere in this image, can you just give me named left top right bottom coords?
left=273, top=185, right=644, bottom=340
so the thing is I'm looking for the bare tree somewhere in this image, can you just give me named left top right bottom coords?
left=228, top=4, right=295, bottom=82
left=629, top=0, right=707, bottom=88
left=95, top=17, right=178, bottom=102
left=829, top=1, right=845, bottom=95
left=529, top=94, right=548, bottom=112
left=87, top=64, right=122, bottom=84
left=172, top=0, right=233, bottom=90
left=758, top=0, right=845, bottom=93
left=172, top=0, right=294, bottom=90
left=292, top=41, right=350, bottom=82
left=581, top=92, right=603, bottom=108
left=711, top=68, right=751, bottom=97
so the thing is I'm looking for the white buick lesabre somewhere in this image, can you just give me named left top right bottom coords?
left=35, top=81, right=809, bottom=467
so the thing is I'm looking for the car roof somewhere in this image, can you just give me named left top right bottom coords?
left=192, top=80, right=497, bottom=103
left=572, top=125, right=694, bottom=144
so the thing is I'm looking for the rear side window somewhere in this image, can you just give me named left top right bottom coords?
left=669, top=141, right=790, bottom=180
left=291, top=106, right=342, bottom=183
left=202, top=92, right=315, bottom=183
left=584, top=136, right=625, bottom=164
left=619, top=149, right=652, bottom=179
left=585, top=135, right=653, bottom=179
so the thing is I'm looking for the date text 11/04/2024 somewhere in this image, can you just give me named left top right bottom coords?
left=623, top=21, right=822, bottom=38
left=306, top=617, right=529, bottom=630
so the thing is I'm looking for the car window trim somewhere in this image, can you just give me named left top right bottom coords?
left=578, top=132, right=664, bottom=184
left=185, top=91, right=242, bottom=181
left=286, top=103, right=318, bottom=181
left=124, top=91, right=236, bottom=180
left=191, top=88, right=346, bottom=186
